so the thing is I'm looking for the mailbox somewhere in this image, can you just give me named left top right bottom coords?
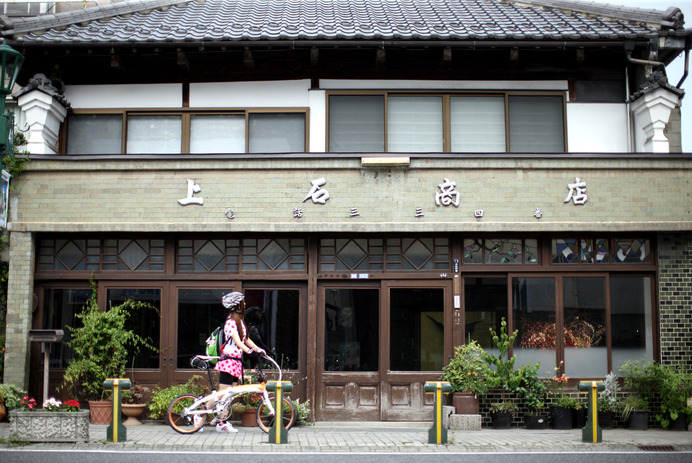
left=29, top=329, right=64, bottom=343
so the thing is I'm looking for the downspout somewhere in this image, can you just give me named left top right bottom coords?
left=675, top=41, right=690, bottom=89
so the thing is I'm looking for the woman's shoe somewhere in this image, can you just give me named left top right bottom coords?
left=216, top=421, right=238, bottom=433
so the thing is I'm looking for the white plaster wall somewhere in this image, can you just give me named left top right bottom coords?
left=190, top=80, right=311, bottom=107
left=566, top=103, right=629, bottom=153
left=64, top=84, right=182, bottom=108
left=320, top=79, right=569, bottom=91
left=309, top=90, right=326, bottom=152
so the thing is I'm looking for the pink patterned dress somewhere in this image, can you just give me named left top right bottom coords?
left=214, top=318, right=246, bottom=378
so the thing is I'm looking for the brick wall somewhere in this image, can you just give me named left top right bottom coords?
left=3, top=231, right=35, bottom=389
left=657, top=231, right=692, bottom=371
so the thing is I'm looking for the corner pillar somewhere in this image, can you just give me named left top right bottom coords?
left=630, top=86, right=682, bottom=153
left=15, top=74, right=70, bottom=155
left=3, top=231, right=36, bottom=389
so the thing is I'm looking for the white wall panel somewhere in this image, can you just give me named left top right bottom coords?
left=190, top=80, right=311, bottom=107
left=65, top=84, right=182, bottom=108
left=567, top=103, right=629, bottom=153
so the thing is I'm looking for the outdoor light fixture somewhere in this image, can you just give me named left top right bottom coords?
left=0, top=38, right=24, bottom=162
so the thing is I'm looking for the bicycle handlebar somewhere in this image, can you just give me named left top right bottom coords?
left=190, top=353, right=282, bottom=382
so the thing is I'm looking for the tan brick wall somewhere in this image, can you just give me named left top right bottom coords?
left=3, top=231, right=35, bottom=389
left=11, top=157, right=692, bottom=233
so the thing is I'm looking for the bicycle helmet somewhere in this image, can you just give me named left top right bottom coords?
left=222, top=291, right=244, bottom=311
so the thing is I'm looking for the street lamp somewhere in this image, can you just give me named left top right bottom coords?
left=0, top=38, right=24, bottom=160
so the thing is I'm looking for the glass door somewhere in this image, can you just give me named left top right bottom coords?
left=316, top=284, right=380, bottom=421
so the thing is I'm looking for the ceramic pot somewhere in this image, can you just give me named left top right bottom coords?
left=550, top=406, right=573, bottom=430
left=88, top=400, right=113, bottom=425
left=122, top=403, right=147, bottom=426
left=241, top=407, right=257, bottom=426
left=452, top=393, right=480, bottom=415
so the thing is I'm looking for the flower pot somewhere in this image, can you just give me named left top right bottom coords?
left=9, top=409, right=90, bottom=442
left=525, top=414, right=548, bottom=429
left=572, top=407, right=587, bottom=428
left=550, top=406, right=573, bottom=430
left=597, top=410, right=615, bottom=429
left=491, top=410, right=512, bottom=429
left=0, top=401, right=6, bottom=422
left=628, top=410, right=649, bottom=430
left=121, top=403, right=147, bottom=426
left=668, top=413, right=688, bottom=431
left=453, top=392, right=480, bottom=415
left=88, top=400, right=113, bottom=425
left=241, top=407, right=257, bottom=427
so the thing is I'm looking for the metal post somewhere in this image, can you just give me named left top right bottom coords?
left=578, top=380, right=604, bottom=443
left=104, top=378, right=131, bottom=443
left=266, top=381, right=293, bottom=444
left=424, top=381, right=451, bottom=444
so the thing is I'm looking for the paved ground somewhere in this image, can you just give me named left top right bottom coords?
left=1, top=420, right=691, bottom=453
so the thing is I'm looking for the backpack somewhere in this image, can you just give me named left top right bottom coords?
left=205, top=325, right=227, bottom=365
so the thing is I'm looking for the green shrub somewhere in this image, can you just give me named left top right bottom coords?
left=441, top=340, right=489, bottom=396
left=293, top=398, right=312, bottom=425
left=0, top=383, right=26, bottom=410
left=148, top=375, right=208, bottom=419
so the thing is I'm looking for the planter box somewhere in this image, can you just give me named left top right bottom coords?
left=9, top=409, right=90, bottom=443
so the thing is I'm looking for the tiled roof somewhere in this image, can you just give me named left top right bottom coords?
left=2, top=0, right=680, bottom=46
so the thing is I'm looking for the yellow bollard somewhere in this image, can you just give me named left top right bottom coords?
left=266, top=381, right=293, bottom=444
left=578, top=380, right=605, bottom=443
left=424, top=381, right=452, bottom=444
left=104, top=378, right=131, bottom=443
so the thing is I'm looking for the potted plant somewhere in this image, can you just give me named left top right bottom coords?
left=489, top=401, right=516, bottom=428
left=620, top=359, right=656, bottom=430
left=515, top=362, right=547, bottom=429
left=441, top=340, right=488, bottom=415
left=9, top=396, right=90, bottom=443
left=652, top=363, right=692, bottom=430
left=597, top=371, right=619, bottom=429
left=58, top=280, right=158, bottom=424
left=548, top=363, right=575, bottom=429
left=0, top=383, right=26, bottom=421
left=121, top=381, right=150, bottom=426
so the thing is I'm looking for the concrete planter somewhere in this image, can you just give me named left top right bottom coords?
left=9, top=409, right=90, bottom=443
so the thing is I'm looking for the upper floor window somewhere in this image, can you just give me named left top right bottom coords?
left=327, top=92, right=565, bottom=153
left=66, top=110, right=307, bottom=155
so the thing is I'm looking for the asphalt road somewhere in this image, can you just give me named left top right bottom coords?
left=1, top=449, right=691, bottom=463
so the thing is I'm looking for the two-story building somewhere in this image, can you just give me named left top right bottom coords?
left=1, top=0, right=691, bottom=421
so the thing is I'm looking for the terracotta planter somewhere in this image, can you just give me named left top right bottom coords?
left=0, top=401, right=6, bottom=422
left=122, top=403, right=147, bottom=426
left=550, top=406, right=573, bottom=429
left=452, top=392, right=480, bottom=415
left=9, top=409, right=90, bottom=442
left=88, top=400, right=113, bottom=425
left=241, top=407, right=257, bottom=427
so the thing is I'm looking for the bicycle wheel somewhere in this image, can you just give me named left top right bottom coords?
left=256, top=395, right=296, bottom=433
left=168, top=394, right=206, bottom=434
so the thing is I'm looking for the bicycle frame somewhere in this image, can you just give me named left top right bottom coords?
left=184, top=354, right=282, bottom=424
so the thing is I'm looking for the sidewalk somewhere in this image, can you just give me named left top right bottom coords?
left=1, top=420, right=691, bottom=453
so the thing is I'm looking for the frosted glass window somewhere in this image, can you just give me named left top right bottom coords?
left=388, top=97, right=443, bottom=152
left=329, top=95, right=385, bottom=152
left=509, top=96, right=564, bottom=153
left=450, top=97, right=505, bottom=152
left=190, top=114, right=245, bottom=154
left=248, top=113, right=305, bottom=153
left=67, top=114, right=122, bottom=154
left=127, top=115, right=182, bottom=154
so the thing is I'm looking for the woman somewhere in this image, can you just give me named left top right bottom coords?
left=205, top=291, right=265, bottom=433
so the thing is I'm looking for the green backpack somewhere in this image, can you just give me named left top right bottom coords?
left=205, top=325, right=227, bottom=365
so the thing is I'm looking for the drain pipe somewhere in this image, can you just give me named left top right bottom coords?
left=675, top=45, right=690, bottom=89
